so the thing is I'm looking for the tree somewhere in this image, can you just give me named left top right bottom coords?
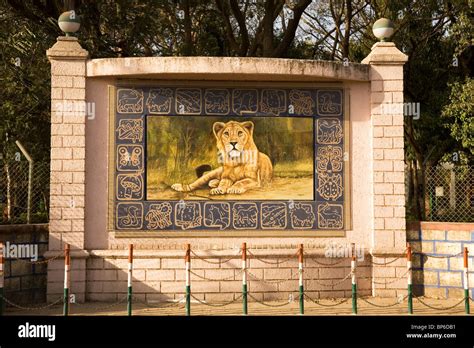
left=1, top=0, right=472, bottom=222
left=442, top=78, right=474, bottom=156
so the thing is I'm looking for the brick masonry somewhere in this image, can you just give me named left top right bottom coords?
left=407, top=222, right=474, bottom=299
left=47, top=248, right=380, bottom=303
left=44, top=38, right=411, bottom=302
left=0, top=224, right=48, bottom=304
left=362, top=42, right=408, bottom=253
left=46, top=36, right=88, bottom=302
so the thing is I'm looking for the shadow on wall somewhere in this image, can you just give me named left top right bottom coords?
left=0, top=224, right=48, bottom=305
left=407, top=221, right=474, bottom=299
left=45, top=241, right=380, bottom=305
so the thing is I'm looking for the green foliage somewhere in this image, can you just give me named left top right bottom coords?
left=442, top=78, right=474, bottom=155
left=0, top=1, right=54, bottom=162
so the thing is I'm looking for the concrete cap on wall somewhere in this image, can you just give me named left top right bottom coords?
left=361, top=42, right=408, bottom=65
left=86, top=56, right=370, bottom=82
left=46, top=36, right=89, bottom=61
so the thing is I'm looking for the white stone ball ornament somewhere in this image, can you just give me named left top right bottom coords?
left=372, top=18, right=394, bottom=42
left=58, top=11, right=80, bottom=36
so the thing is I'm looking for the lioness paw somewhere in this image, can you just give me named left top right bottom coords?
left=210, top=187, right=226, bottom=195
left=171, top=183, right=189, bottom=192
left=227, top=186, right=245, bottom=194
left=208, top=179, right=220, bottom=188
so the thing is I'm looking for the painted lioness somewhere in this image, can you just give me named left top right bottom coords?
left=171, top=120, right=273, bottom=195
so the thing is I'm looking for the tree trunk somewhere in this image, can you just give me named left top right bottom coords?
left=262, top=0, right=275, bottom=57
left=182, top=0, right=193, bottom=56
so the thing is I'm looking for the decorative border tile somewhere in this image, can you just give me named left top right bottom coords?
left=114, top=86, right=346, bottom=232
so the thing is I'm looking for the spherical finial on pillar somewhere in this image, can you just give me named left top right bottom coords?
left=58, top=11, right=80, bottom=37
left=372, top=18, right=394, bottom=42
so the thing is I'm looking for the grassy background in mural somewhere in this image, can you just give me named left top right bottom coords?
left=147, top=116, right=314, bottom=200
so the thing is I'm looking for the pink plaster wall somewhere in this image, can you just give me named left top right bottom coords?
left=84, top=79, right=372, bottom=251
left=85, top=77, right=115, bottom=249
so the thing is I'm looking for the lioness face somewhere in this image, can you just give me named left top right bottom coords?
left=213, top=121, right=254, bottom=159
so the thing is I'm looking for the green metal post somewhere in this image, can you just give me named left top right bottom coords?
left=298, top=244, right=304, bottom=315
left=352, top=283, right=357, bottom=314
left=407, top=243, right=413, bottom=314
left=63, top=244, right=70, bottom=316
left=242, top=243, right=248, bottom=315
left=464, top=247, right=470, bottom=315
left=127, top=244, right=133, bottom=316
left=185, top=244, right=191, bottom=316
left=351, top=243, right=357, bottom=314
left=185, top=285, right=191, bottom=316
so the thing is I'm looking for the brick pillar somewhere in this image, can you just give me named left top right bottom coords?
left=362, top=42, right=408, bottom=297
left=46, top=37, right=88, bottom=302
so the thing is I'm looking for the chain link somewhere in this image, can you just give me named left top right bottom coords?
left=415, top=252, right=463, bottom=259
left=13, top=252, right=65, bottom=265
left=371, top=268, right=410, bottom=285
left=190, top=249, right=241, bottom=265
left=247, top=250, right=296, bottom=265
left=358, top=295, right=408, bottom=308
left=305, top=256, right=347, bottom=266
left=132, top=296, right=185, bottom=309
left=367, top=257, right=404, bottom=266
left=248, top=294, right=294, bottom=307
left=414, top=297, right=466, bottom=310
left=71, top=295, right=128, bottom=311
left=190, top=294, right=243, bottom=307
left=0, top=294, right=63, bottom=310
left=190, top=269, right=242, bottom=281
left=247, top=271, right=296, bottom=285
left=309, top=270, right=353, bottom=288
left=303, top=293, right=350, bottom=307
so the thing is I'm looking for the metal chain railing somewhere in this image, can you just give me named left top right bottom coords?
left=305, top=255, right=347, bottom=266
left=0, top=294, right=63, bottom=310
left=132, top=296, right=185, bottom=309
left=14, top=251, right=64, bottom=265
left=190, top=269, right=243, bottom=282
left=367, top=257, right=403, bottom=266
left=358, top=295, right=408, bottom=308
left=190, top=249, right=241, bottom=265
left=71, top=295, right=128, bottom=311
left=190, top=294, right=244, bottom=307
left=247, top=250, right=297, bottom=265
left=303, top=293, right=350, bottom=307
left=414, top=297, right=467, bottom=311
left=367, top=249, right=407, bottom=266
left=247, top=271, right=296, bottom=285
left=415, top=251, right=463, bottom=259
left=371, top=268, right=410, bottom=285
left=248, top=294, right=295, bottom=307
left=310, top=270, right=353, bottom=288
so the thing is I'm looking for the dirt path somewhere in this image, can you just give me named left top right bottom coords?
left=5, top=297, right=472, bottom=316
left=148, top=176, right=314, bottom=200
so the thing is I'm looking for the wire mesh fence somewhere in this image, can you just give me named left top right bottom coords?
left=0, top=161, right=50, bottom=224
left=1, top=160, right=471, bottom=224
left=424, top=165, right=473, bottom=222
